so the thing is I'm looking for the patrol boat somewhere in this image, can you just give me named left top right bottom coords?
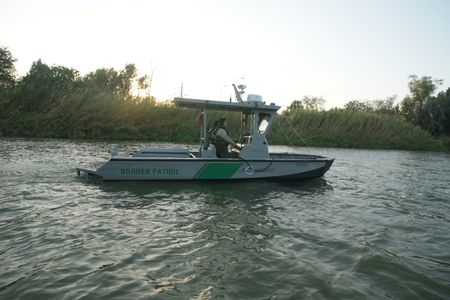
left=76, top=85, right=334, bottom=181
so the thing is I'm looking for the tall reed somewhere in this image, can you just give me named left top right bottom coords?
left=271, top=110, right=444, bottom=151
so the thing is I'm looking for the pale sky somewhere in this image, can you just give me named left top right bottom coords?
left=1, top=0, right=450, bottom=109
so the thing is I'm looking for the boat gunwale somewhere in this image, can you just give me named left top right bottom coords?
left=108, top=157, right=335, bottom=162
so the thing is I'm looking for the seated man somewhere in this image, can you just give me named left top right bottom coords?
left=213, top=118, right=241, bottom=158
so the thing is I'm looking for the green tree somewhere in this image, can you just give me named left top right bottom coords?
left=373, top=96, right=398, bottom=114
left=0, top=46, right=17, bottom=117
left=423, top=87, right=450, bottom=135
left=344, top=100, right=373, bottom=112
left=83, top=67, right=122, bottom=94
left=120, top=63, right=137, bottom=96
left=82, top=64, right=138, bottom=97
left=17, top=59, right=80, bottom=112
left=0, top=45, right=16, bottom=89
left=400, top=75, right=442, bottom=126
left=344, top=96, right=398, bottom=114
left=137, top=75, right=150, bottom=96
left=301, top=96, right=325, bottom=111
left=18, top=59, right=54, bottom=111
left=287, top=100, right=304, bottom=111
left=440, top=88, right=450, bottom=133
left=422, top=96, right=446, bottom=134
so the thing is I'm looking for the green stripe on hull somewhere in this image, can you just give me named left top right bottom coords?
left=196, top=163, right=242, bottom=179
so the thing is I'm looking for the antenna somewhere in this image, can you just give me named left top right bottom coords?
left=232, top=83, right=246, bottom=102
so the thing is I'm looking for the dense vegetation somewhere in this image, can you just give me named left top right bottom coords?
left=271, top=110, right=445, bottom=151
left=0, top=45, right=448, bottom=151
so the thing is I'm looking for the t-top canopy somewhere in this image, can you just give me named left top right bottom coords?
left=173, top=97, right=280, bottom=113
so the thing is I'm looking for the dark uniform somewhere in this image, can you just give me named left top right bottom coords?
left=212, top=127, right=234, bottom=158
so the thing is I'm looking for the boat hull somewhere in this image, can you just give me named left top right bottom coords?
left=78, top=156, right=334, bottom=181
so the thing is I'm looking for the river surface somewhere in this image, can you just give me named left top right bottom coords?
left=0, top=138, right=449, bottom=300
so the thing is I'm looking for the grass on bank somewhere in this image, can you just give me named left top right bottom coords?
left=271, top=109, right=445, bottom=151
left=0, top=93, right=446, bottom=151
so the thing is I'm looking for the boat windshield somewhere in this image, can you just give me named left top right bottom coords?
left=258, top=113, right=272, bottom=133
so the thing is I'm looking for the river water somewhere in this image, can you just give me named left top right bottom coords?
left=0, top=138, right=449, bottom=299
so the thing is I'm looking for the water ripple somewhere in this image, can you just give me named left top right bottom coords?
left=1, top=139, right=450, bottom=299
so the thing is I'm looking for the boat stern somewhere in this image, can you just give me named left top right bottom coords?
left=76, top=167, right=103, bottom=179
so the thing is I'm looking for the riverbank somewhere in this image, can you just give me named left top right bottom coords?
left=271, top=110, right=447, bottom=151
left=0, top=107, right=447, bottom=152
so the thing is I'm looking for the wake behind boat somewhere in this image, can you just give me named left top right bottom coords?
left=77, top=85, right=334, bottom=181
